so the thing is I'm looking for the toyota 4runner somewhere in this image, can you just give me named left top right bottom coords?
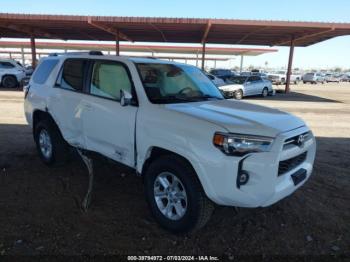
left=24, top=52, right=316, bottom=233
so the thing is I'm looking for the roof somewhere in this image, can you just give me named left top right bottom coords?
left=0, top=41, right=277, bottom=56
left=0, top=13, right=350, bottom=47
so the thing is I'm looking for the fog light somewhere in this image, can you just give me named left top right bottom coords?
left=237, top=171, right=249, bottom=188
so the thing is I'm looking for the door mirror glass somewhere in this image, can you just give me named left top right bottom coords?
left=120, top=89, right=132, bottom=106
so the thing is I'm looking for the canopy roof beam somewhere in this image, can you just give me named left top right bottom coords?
left=0, top=23, right=62, bottom=40
left=273, top=28, right=335, bottom=46
left=87, top=18, right=133, bottom=42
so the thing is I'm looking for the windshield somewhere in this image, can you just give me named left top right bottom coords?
left=227, top=76, right=247, bottom=84
left=136, top=63, right=224, bottom=104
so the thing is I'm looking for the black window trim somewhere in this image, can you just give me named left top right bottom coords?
left=55, top=58, right=138, bottom=106
left=86, top=59, right=138, bottom=105
left=54, top=58, right=90, bottom=94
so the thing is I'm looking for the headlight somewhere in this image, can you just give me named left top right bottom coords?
left=213, top=132, right=274, bottom=156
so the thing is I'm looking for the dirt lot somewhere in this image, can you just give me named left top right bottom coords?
left=0, top=83, right=349, bottom=258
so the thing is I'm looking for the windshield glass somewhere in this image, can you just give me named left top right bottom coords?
left=227, top=76, right=247, bottom=84
left=136, top=63, right=224, bottom=104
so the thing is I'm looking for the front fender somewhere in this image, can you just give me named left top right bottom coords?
left=136, top=105, right=228, bottom=201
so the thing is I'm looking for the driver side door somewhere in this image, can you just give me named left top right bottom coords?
left=244, top=76, right=256, bottom=96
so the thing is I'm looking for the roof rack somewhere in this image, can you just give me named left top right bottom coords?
left=49, top=51, right=103, bottom=56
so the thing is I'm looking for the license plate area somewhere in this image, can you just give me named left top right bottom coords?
left=291, top=168, right=307, bottom=186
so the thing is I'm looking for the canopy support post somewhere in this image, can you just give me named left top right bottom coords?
left=285, top=37, right=295, bottom=93
left=30, top=36, right=36, bottom=68
left=115, top=32, right=120, bottom=56
left=240, top=55, right=244, bottom=73
left=201, top=42, right=206, bottom=70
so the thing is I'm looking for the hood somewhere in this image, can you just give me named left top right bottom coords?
left=219, top=84, right=243, bottom=91
left=165, top=99, right=305, bottom=137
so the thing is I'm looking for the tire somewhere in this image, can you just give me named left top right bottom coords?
left=303, top=81, right=307, bottom=84
left=34, top=119, right=69, bottom=166
left=2, top=75, right=18, bottom=88
left=144, top=155, right=214, bottom=233
left=234, top=89, right=243, bottom=100
left=262, top=87, right=268, bottom=97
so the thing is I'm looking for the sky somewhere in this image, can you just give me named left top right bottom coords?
left=1, top=0, right=350, bottom=70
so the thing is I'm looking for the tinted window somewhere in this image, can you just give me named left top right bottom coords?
left=90, top=61, right=132, bottom=100
left=0, top=62, right=15, bottom=69
left=32, top=59, right=59, bottom=84
left=247, top=76, right=258, bottom=82
left=251, top=76, right=261, bottom=82
left=61, top=59, right=87, bottom=91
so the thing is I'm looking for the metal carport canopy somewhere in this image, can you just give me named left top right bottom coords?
left=1, top=13, right=350, bottom=92
left=0, top=13, right=350, bottom=46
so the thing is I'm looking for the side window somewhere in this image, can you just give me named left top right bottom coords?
left=90, top=61, right=132, bottom=100
left=61, top=59, right=87, bottom=92
left=32, top=59, right=59, bottom=84
left=247, top=76, right=254, bottom=82
left=0, top=62, right=15, bottom=69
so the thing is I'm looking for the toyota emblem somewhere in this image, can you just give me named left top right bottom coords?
left=297, top=134, right=305, bottom=147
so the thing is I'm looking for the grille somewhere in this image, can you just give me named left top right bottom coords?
left=284, top=132, right=310, bottom=147
left=278, top=152, right=307, bottom=176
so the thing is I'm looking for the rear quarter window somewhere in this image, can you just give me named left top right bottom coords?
left=32, top=59, right=59, bottom=84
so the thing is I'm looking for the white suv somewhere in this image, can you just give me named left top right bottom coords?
left=24, top=53, right=316, bottom=233
left=0, top=59, right=26, bottom=88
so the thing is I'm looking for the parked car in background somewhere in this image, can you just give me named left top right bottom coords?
left=303, top=72, right=325, bottom=84
left=24, top=53, right=316, bottom=232
left=325, top=73, right=342, bottom=83
left=24, top=65, right=34, bottom=76
left=209, top=69, right=236, bottom=81
left=220, top=75, right=273, bottom=99
left=0, top=59, right=27, bottom=88
left=268, top=70, right=302, bottom=85
left=240, top=70, right=269, bottom=79
left=239, top=71, right=252, bottom=77
left=340, top=74, right=350, bottom=82
left=205, top=73, right=226, bottom=86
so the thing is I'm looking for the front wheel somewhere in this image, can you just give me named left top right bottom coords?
left=144, top=155, right=214, bottom=233
left=234, top=89, right=243, bottom=100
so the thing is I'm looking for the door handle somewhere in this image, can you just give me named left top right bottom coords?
left=84, top=104, right=93, bottom=110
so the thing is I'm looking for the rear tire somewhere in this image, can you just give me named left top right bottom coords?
left=234, top=89, right=243, bottom=100
left=2, top=75, right=18, bottom=88
left=34, top=119, right=69, bottom=166
left=144, top=155, right=214, bottom=233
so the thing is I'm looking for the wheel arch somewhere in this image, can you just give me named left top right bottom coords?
left=1, top=74, right=18, bottom=84
left=141, top=146, right=197, bottom=178
left=32, top=110, right=61, bottom=137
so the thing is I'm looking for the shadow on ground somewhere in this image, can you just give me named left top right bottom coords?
left=248, top=91, right=341, bottom=103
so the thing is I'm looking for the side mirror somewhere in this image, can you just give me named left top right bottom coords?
left=246, top=81, right=251, bottom=85
left=120, top=89, right=133, bottom=106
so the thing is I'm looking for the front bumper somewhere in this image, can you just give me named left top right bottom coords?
left=198, top=126, right=316, bottom=207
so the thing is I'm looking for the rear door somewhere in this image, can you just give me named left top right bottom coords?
left=49, top=58, right=88, bottom=148
left=81, top=59, right=138, bottom=167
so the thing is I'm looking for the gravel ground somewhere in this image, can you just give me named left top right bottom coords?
left=0, top=83, right=349, bottom=259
